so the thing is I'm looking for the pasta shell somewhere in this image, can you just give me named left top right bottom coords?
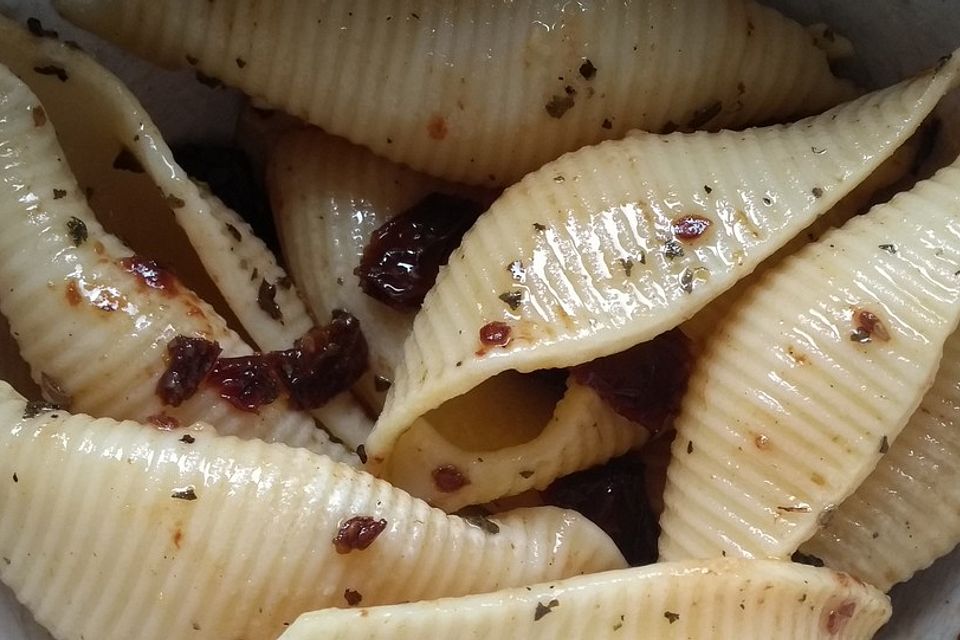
left=0, top=379, right=625, bottom=640
left=56, top=0, right=855, bottom=185
left=0, top=26, right=351, bottom=462
left=366, top=52, right=960, bottom=472
left=659, top=153, right=960, bottom=562
left=270, top=128, right=646, bottom=509
left=799, top=327, right=960, bottom=591
left=280, top=559, right=890, bottom=640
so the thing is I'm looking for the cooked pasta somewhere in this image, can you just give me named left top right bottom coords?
left=280, top=559, right=890, bottom=640
left=0, top=33, right=350, bottom=461
left=799, top=327, right=960, bottom=591
left=55, top=0, right=855, bottom=184
left=366, top=54, right=960, bottom=479
left=659, top=153, right=960, bottom=561
left=0, top=380, right=625, bottom=640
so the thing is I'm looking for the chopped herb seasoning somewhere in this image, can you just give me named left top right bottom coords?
left=703, top=185, right=713, bottom=194
left=185, top=54, right=199, bottom=65
left=120, top=256, right=179, bottom=293
left=534, top=599, right=560, bottom=621
left=878, top=243, right=897, bottom=254
left=207, top=354, right=280, bottom=412
left=664, top=611, right=680, bottom=624
left=171, top=486, right=198, bottom=501
left=519, top=470, right=534, bottom=479
left=165, top=194, right=186, bottom=209
left=533, top=222, right=547, bottom=232
left=791, top=551, right=825, bottom=567
left=662, top=239, right=684, bottom=259
left=53, top=188, right=66, bottom=200
left=12, top=473, right=17, bottom=483
left=147, top=413, right=180, bottom=430
left=672, top=214, right=712, bottom=241
left=432, top=464, right=469, bottom=492
left=679, top=268, right=695, bottom=293
left=373, top=375, right=392, bottom=392
left=271, top=310, right=369, bottom=409
left=776, top=505, right=810, bottom=513
left=545, top=94, right=575, bottom=118
left=112, top=147, right=144, bottom=173
left=33, top=65, right=68, bottom=81
left=687, top=440, right=694, bottom=454
left=601, top=118, right=613, bottom=129
left=462, top=513, right=500, bottom=535
left=257, top=279, right=283, bottom=321
left=851, top=309, right=890, bottom=343
left=31, top=106, right=46, bottom=127
left=225, top=224, right=242, bottom=242
left=356, top=192, right=485, bottom=310
left=812, top=187, right=824, bottom=198
left=356, top=444, right=368, bottom=464
left=686, top=100, right=722, bottom=129
left=40, top=373, right=71, bottom=408
left=156, top=336, right=222, bottom=407
left=544, top=454, right=660, bottom=566
left=235, top=57, right=247, bottom=68
left=343, top=589, right=362, bottom=606
left=812, top=146, right=826, bottom=155
left=578, top=59, right=597, bottom=79
left=23, top=400, right=58, bottom=419
left=180, top=434, right=196, bottom=444
left=498, top=290, right=524, bottom=310
left=479, top=321, right=512, bottom=348
left=195, top=71, right=224, bottom=89
left=27, top=17, right=58, bottom=38
left=879, top=435, right=889, bottom=454
left=332, top=516, right=388, bottom=554
left=619, top=258, right=634, bottom=277
left=65, top=217, right=87, bottom=246
left=761, top=196, right=773, bottom=206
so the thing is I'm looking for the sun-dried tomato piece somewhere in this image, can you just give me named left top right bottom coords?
left=332, top=516, right=388, bottom=554
left=157, top=336, right=222, bottom=407
left=206, top=354, right=280, bottom=412
left=571, top=329, right=692, bottom=434
left=356, top=192, right=486, bottom=310
left=272, top=310, right=368, bottom=409
left=543, top=454, right=659, bottom=567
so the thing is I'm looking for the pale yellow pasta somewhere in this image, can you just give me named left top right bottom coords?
left=0, top=42, right=348, bottom=461
left=799, top=327, right=960, bottom=591
left=366, top=54, right=960, bottom=477
left=281, top=559, right=890, bottom=640
left=659, top=154, right=960, bottom=562
left=56, top=0, right=854, bottom=185
left=0, top=379, right=625, bottom=640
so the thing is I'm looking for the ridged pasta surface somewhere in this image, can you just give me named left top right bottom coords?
left=0, top=380, right=624, bottom=640
left=800, top=328, right=960, bottom=591
left=366, top=54, right=960, bottom=468
left=57, top=0, right=854, bottom=185
left=281, top=559, right=890, bottom=640
left=659, top=158, right=960, bottom=562
left=0, top=40, right=349, bottom=461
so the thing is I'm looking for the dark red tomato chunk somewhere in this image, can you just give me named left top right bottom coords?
left=479, top=321, right=512, bottom=347
left=272, top=310, right=368, bottom=409
left=332, top=516, right=388, bottom=554
left=356, top=192, right=486, bottom=311
left=571, top=329, right=693, bottom=434
left=207, top=354, right=280, bottom=412
left=543, top=454, right=659, bottom=567
left=671, top=214, right=712, bottom=241
left=157, top=336, right=222, bottom=407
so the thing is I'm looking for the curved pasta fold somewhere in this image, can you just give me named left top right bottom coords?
left=659, top=153, right=960, bottom=562
left=365, top=53, right=960, bottom=474
left=271, top=129, right=646, bottom=509
left=0, top=29, right=350, bottom=461
left=799, top=328, right=960, bottom=591
left=57, top=0, right=854, bottom=185
left=280, top=559, right=890, bottom=640
left=0, top=380, right=625, bottom=640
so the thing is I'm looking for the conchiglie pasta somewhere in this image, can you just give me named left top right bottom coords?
left=365, top=54, right=960, bottom=476
left=0, top=380, right=625, bottom=640
left=56, top=0, right=855, bottom=185
left=270, top=128, right=647, bottom=509
left=659, top=155, right=960, bottom=562
left=0, top=36, right=349, bottom=461
left=280, top=559, right=890, bottom=640
left=799, top=328, right=960, bottom=591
